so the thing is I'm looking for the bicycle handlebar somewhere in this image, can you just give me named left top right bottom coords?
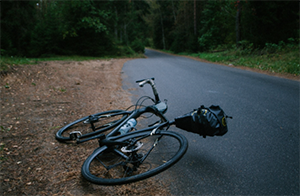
left=136, top=77, right=155, bottom=85
left=136, top=78, right=160, bottom=103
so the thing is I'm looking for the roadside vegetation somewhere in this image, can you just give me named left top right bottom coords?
left=177, top=39, right=299, bottom=76
left=1, top=1, right=299, bottom=76
left=0, top=53, right=145, bottom=73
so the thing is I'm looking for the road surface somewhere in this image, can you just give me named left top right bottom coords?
left=121, top=49, right=299, bottom=195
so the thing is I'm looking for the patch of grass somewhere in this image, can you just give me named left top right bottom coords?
left=0, top=53, right=145, bottom=72
left=157, top=39, right=299, bottom=76
left=0, top=125, right=11, bottom=132
left=199, top=49, right=298, bottom=75
left=179, top=46, right=299, bottom=76
left=59, top=88, right=67, bottom=92
left=161, top=49, right=175, bottom=54
left=49, top=126, right=61, bottom=131
left=4, top=83, right=10, bottom=89
left=0, top=56, right=37, bottom=72
left=49, top=86, right=67, bottom=93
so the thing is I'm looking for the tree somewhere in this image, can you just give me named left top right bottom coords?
left=147, top=0, right=202, bottom=53
left=146, top=0, right=167, bottom=50
left=2, top=0, right=149, bottom=57
left=198, top=1, right=234, bottom=51
left=1, top=1, right=37, bottom=56
left=241, top=1, right=299, bottom=47
left=235, top=1, right=242, bottom=48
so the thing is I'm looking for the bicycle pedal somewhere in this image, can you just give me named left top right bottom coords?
left=70, top=131, right=82, bottom=140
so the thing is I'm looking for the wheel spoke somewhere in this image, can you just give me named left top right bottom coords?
left=82, top=131, right=188, bottom=185
left=55, top=110, right=128, bottom=142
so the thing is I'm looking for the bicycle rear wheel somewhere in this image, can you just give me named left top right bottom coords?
left=55, top=110, right=129, bottom=142
left=81, top=130, right=188, bottom=185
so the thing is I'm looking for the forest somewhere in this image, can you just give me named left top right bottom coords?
left=1, top=0, right=299, bottom=58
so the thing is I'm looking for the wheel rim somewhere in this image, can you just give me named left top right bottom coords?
left=56, top=110, right=128, bottom=142
left=82, top=131, right=188, bottom=185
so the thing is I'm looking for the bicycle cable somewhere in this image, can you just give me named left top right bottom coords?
left=135, top=96, right=156, bottom=119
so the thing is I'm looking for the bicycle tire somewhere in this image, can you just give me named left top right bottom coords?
left=55, top=110, right=129, bottom=142
left=81, top=130, right=188, bottom=185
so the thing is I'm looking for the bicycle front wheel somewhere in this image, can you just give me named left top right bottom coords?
left=81, top=130, right=188, bottom=185
left=55, top=110, right=129, bottom=142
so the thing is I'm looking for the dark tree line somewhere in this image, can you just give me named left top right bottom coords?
left=148, top=0, right=299, bottom=52
left=1, top=0, right=149, bottom=57
left=1, top=0, right=298, bottom=57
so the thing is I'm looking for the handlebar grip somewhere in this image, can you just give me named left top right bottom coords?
left=136, top=77, right=155, bottom=83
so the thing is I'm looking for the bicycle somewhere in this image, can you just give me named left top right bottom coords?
left=55, top=78, right=230, bottom=185
left=55, top=78, right=169, bottom=144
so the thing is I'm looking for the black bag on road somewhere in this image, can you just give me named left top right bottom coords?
left=175, top=105, right=231, bottom=138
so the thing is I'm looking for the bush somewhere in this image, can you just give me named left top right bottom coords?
left=117, top=45, right=135, bottom=56
left=130, top=39, right=145, bottom=53
left=145, top=38, right=154, bottom=48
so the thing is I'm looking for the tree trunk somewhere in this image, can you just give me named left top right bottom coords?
left=171, top=0, right=176, bottom=23
left=194, top=0, right=197, bottom=35
left=114, top=6, right=118, bottom=40
left=235, top=2, right=241, bottom=48
left=159, top=7, right=166, bottom=50
left=124, top=23, right=128, bottom=45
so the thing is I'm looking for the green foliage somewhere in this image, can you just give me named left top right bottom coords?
left=198, top=1, right=234, bottom=51
left=147, top=0, right=298, bottom=55
left=189, top=41, right=299, bottom=75
left=0, top=56, right=37, bottom=72
left=116, top=45, right=135, bottom=56
left=0, top=53, right=147, bottom=72
left=148, top=1, right=200, bottom=52
left=1, top=1, right=37, bottom=56
left=240, top=1, right=299, bottom=48
left=2, top=0, right=298, bottom=59
left=144, top=38, right=154, bottom=48
left=1, top=0, right=149, bottom=58
left=81, top=16, right=108, bottom=33
left=0, top=126, right=11, bottom=132
left=130, top=39, right=145, bottom=53
left=29, top=1, right=62, bottom=57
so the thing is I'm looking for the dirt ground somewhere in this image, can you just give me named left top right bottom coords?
left=0, top=59, right=170, bottom=195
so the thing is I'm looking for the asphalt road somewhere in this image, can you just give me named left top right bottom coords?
left=121, top=49, right=299, bottom=195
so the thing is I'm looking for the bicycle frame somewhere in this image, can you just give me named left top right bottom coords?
left=77, top=103, right=171, bottom=144
left=75, top=78, right=169, bottom=144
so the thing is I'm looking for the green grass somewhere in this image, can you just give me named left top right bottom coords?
left=179, top=47, right=299, bottom=76
left=2, top=47, right=299, bottom=76
left=0, top=53, right=145, bottom=72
